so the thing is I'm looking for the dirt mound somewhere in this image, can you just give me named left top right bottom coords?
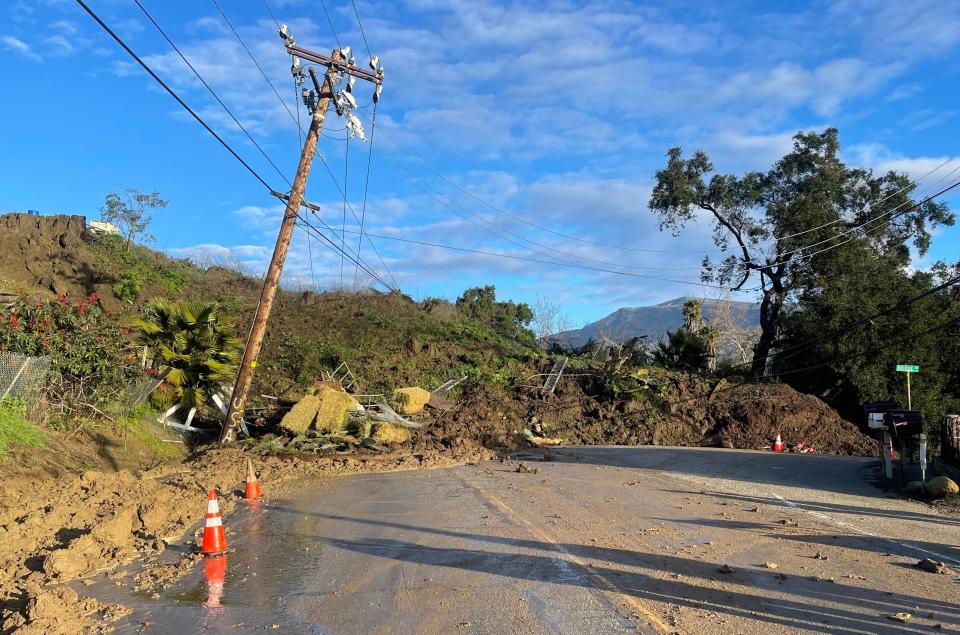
left=412, top=373, right=873, bottom=457
left=706, top=382, right=873, bottom=454
left=0, top=214, right=91, bottom=297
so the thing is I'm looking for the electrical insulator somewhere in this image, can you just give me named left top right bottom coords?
left=301, top=88, right=316, bottom=112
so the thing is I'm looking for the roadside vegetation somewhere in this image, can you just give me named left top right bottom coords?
left=0, top=398, right=44, bottom=460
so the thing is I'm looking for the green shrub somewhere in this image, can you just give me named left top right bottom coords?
left=132, top=299, right=242, bottom=408
left=0, top=292, right=142, bottom=397
left=112, top=271, right=143, bottom=303
left=0, top=398, right=45, bottom=460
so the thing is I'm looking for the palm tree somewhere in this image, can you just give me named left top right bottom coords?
left=653, top=328, right=710, bottom=372
left=132, top=299, right=242, bottom=409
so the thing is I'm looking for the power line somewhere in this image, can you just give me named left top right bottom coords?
left=349, top=0, right=372, bottom=59
left=259, top=0, right=281, bottom=28
left=369, top=120, right=711, bottom=255
left=341, top=136, right=349, bottom=286
left=375, top=144, right=710, bottom=274
left=133, top=0, right=290, bottom=185
left=354, top=101, right=378, bottom=286
left=768, top=312, right=960, bottom=381
left=74, top=0, right=275, bottom=193
left=317, top=0, right=343, bottom=49
left=768, top=157, right=958, bottom=243
left=210, top=0, right=301, bottom=135
left=77, top=0, right=391, bottom=291
left=760, top=175, right=960, bottom=271
left=319, top=225, right=755, bottom=289
left=722, top=274, right=960, bottom=375
left=296, top=215, right=392, bottom=289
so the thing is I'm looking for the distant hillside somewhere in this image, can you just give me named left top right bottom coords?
left=555, top=297, right=760, bottom=348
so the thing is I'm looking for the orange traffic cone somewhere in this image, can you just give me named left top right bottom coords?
left=773, top=433, right=784, bottom=453
left=244, top=458, right=262, bottom=501
left=201, top=489, right=227, bottom=556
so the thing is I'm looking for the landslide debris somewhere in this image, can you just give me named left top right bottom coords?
left=413, top=372, right=873, bottom=456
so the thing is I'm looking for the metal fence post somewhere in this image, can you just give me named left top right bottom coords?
left=919, top=433, right=928, bottom=489
left=882, top=429, right=893, bottom=480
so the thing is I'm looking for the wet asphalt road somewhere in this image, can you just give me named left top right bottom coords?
left=96, top=447, right=960, bottom=634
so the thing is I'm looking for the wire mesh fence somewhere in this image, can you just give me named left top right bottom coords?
left=119, top=375, right=164, bottom=417
left=0, top=351, right=51, bottom=404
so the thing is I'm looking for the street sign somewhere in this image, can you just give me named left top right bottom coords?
left=895, top=365, right=919, bottom=409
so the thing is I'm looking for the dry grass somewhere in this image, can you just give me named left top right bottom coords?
left=372, top=422, right=411, bottom=444
left=393, top=387, right=431, bottom=415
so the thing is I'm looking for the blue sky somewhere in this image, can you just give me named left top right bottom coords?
left=1, top=0, right=959, bottom=328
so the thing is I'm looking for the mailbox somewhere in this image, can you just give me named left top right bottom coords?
left=886, top=409, right=923, bottom=437
left=863, top=402, right=897, bottom=431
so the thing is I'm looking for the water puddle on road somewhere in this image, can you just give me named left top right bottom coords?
left=79, top=499, right=333, bottom=633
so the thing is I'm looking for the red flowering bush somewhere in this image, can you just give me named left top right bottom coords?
left=0, top=292, right=141, bottom=397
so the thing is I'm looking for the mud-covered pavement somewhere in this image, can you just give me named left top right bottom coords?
left=87, top=447, right=960, bottom=634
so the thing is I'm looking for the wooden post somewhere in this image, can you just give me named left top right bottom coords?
left=219, top=53, right=341, bottom=445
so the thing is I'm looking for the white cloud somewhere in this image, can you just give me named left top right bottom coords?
left=846, top=143, right=960, bottom=183
left=1, top=34, right=41, bottom=61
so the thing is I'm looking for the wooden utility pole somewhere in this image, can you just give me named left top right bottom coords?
left=218, top=53, right=340, bottom=445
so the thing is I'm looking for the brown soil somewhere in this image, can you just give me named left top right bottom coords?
left=413, top=373, right=873, bottom=457
left=0, top=437, right=491, bottom=633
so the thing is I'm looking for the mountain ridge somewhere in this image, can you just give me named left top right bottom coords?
left=555, top=296, right=760, bottom=348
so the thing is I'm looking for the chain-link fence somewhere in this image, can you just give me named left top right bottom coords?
left=0, top=351, right=50, bottom=404
left=119, top=375, right=164, bottom=417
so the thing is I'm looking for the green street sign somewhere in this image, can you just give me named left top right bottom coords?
left=896, top=364, right=920, bottom=373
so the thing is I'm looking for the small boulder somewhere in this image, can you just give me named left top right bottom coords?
left=926, top=476, right=959, bottom=498
left=914, top=559, right=951, bottom=574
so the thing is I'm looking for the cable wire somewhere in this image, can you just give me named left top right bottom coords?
left=354, top=101, right=378, bottom=286
left=317, top=0, right=343, bottom=49
left=375, top=142, right=709, bottom=274
left=349, top=0, right=372, bottom=59
left=319, top=226, right=751, bottom=289
left=370, top=121, right=711, bottom=255
left=768, top=157, right=957, bottom=243
left=133, top=0, right=290, bottom=185
left=74, top=0, right=274, bottom=193
left=78, top=0, right=391, bottom=291
left=721, top=274, right=960, bottom=375
left=210, top=0, right=301, bottom=133
left=341, top=136, right=349, bottom=286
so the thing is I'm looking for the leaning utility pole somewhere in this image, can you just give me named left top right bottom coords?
left=219, top=29, right=383, bottom=444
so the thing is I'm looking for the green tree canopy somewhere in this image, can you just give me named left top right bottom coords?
left=649, top=128, right=953, bottom=377
left=100, top=188, right=168, bottom=251
left=455, top=285, right=535, bottom=343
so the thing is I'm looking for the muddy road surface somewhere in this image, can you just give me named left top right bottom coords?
left=91, top=447, right=960, bottom=634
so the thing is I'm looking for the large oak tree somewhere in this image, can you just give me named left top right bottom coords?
left=649, top=128, right=952, bottom=377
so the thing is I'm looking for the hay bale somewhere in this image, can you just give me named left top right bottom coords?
left=393, top=387, right=431, bottom=415
left=372, top=422, right=411, bottom=444
left=280, top=395, right=321, bottom=434
left=314, top=387, right=362, bottom=434
left=926, top=476, right=959, bottom=498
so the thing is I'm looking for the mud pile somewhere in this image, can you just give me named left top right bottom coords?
left=414, top=373, right=874, bottom=457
